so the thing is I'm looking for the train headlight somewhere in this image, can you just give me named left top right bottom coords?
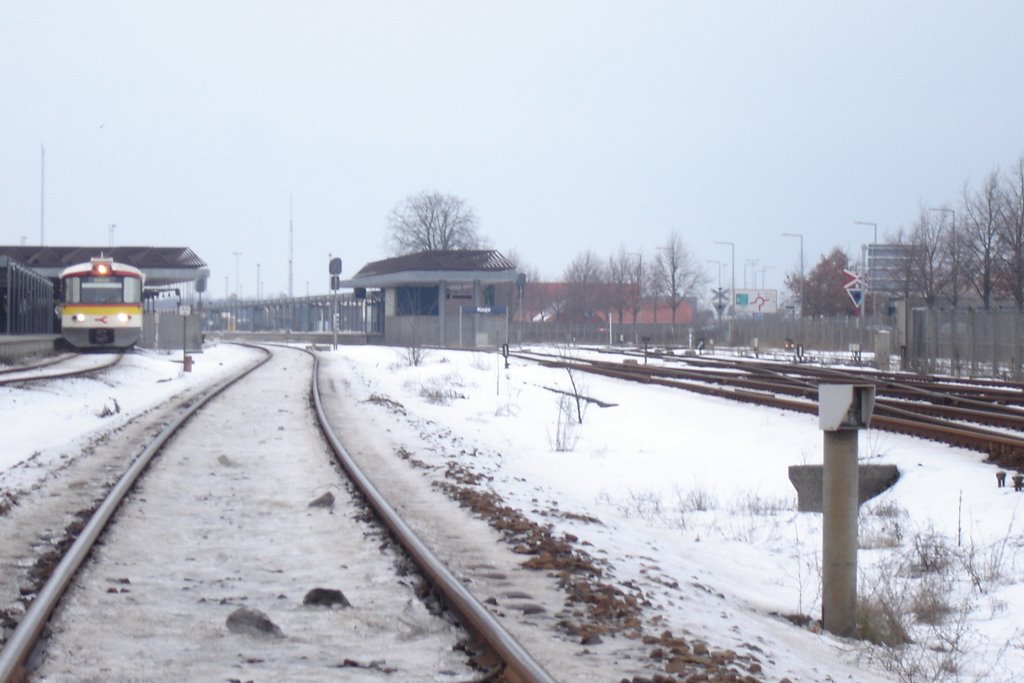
left=73, top=313, right=86, bottom=322
left=117, top=312, right=130, bottom=323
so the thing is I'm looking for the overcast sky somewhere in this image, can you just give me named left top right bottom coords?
left=3, top=2, right=1023, bottom=299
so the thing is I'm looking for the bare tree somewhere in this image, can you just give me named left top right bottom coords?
left=997, top=157, right=1024, bottom=308
left=628, top=251, right=645, bottom=325
left=961, top=172, right=1002, bottom=308
left=562, top=250, right=606, bottom=322
left=909, top=208, right=946, bottom=307
left=607, top=247, right=636, bottom=325
left=386, top=191, right=486, bottom=254
left=652, top=231, right=706, bottom=331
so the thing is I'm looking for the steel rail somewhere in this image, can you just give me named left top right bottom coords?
left=511, top=350, right=1024, bottom=467
left=0, top=352, right=124, bottom=386
left=309, top=352, right=556, bottom=683
left=0, top=353, right=74, bottom=376
left=518, top=350, right=1024, bottom=431
left=0, top=347, right=270, bottom=683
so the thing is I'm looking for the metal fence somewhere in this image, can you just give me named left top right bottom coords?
left=906, top=307, right=1024, bottom=380
left=513, top=308, right=1024, bottom=380
left=0, top=256, right=55, bottom=335
left=201, top=294, right=382, bottom=336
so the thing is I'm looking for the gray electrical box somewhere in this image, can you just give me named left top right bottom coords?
left=818, top=384, right=875, bottom=431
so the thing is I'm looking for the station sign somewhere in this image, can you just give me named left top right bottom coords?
left=460, top=306, right=508, bottom=315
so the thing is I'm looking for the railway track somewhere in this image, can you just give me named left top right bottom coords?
left=0, top=352, right=124, bottom=386
left=514, top=348, right=1024, bottom=470
left=0, top=345, right=555, bottom=682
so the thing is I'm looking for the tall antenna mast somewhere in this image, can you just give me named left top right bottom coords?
left=288, top=194, right=294, bottom=298
left=40, top=144, right=45, bottom=246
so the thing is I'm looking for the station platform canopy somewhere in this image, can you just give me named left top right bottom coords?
left=0, top=246, right=209, bottom=288
left=341, top=249, right=518, bottom=288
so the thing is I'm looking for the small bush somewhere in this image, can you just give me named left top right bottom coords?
left=728, top=491, right=791, bottom=516
left=857, top=561, right=913, bottom=647
left=673, top=483, right=719, bottom=513
left=548, top=394, right=580, bottom=452
left=910, top=573, right=954, bottom=626
left=614, top=489, right=664, bottom=523
left=909, top=530, right=955, bottom=576
left=398, top=345, right=430, bottom=367
left=416, top=372, right=467, bottom=405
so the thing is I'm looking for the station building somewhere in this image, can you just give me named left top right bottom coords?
left=341, top=249, right=521, bottom=348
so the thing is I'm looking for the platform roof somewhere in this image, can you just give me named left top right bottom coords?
left=342, top=249, right=519, bottom=288
left=0, top=246, right=209, bottom=287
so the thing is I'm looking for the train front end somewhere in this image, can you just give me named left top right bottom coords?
left=59, top=257, right=144, bottom=349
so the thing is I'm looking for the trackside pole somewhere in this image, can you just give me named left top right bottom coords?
left=822, top=429, right=858, bottom=636
left=818, top=384, right=875, bottom=637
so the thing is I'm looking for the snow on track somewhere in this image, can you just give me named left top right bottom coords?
left=31, top=346, right=472, bottom=682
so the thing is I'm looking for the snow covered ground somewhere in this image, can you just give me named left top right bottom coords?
left=3, top=341, right=1024, bottom=681
left=325, top=344, right=1024, bottom=682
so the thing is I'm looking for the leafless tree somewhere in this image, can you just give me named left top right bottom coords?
left=960, top=172, right=1002, bottom=308
left=652, top=231, right=707, bottom=329
left=607, top=247, right=638, bottom=325
left=562, top=250, right=606, bottom=322
left=997, top=157, right=1024, bottom=308
left=386, top=191, right=486, bottom=254
left=628, top=251, right=645, bottom=325
left=909, top=208, right=946, bottom=307
left=928, top=208, right=965, bottom=307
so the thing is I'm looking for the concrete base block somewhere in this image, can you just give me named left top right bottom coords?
left=789, top=464, right=900, bottom=512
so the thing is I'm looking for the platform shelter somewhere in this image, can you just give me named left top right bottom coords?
left=341, top=250, right=521, bottom=348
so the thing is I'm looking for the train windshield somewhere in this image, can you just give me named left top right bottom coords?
left=64, top=276, right=142, bottom=304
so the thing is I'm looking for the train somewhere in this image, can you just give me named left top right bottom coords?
left=59, top=256, right=144, bottom=349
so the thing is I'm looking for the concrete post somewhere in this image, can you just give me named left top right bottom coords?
left=817, top=383, right=874, bottom=639
left=822, top=429, right=859, bottom=637
left=874, top=330, right=890, bottom=371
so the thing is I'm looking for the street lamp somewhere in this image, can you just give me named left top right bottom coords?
left=706, top=259, right=723, bottom=288
left=854, top=221, right=877, bottom=316
left=744, top=259, right=759, bottom=288
left=782, top=232, right=804, bottom=317
left=714, top=241, right=735, bottom=316
left=232, top=251, right=243, bottom=298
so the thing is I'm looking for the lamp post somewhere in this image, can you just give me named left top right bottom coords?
left=707, top=259, right=724, bottom=321
left=232, top=251, right=243, bottom=298
left=744, top=259, right=759, bottom=288
left=706, top=259, right=723, bottom=288
left=854, top=221, right=877, bottom=317
left=714, top=241, right=735, bottom=317
left=782, top=232, right=804, bottom=317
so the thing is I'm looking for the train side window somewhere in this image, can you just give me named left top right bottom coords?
left=124, top=278, right=141, bottom=303
left=64, top=278, right=82, bottom=303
